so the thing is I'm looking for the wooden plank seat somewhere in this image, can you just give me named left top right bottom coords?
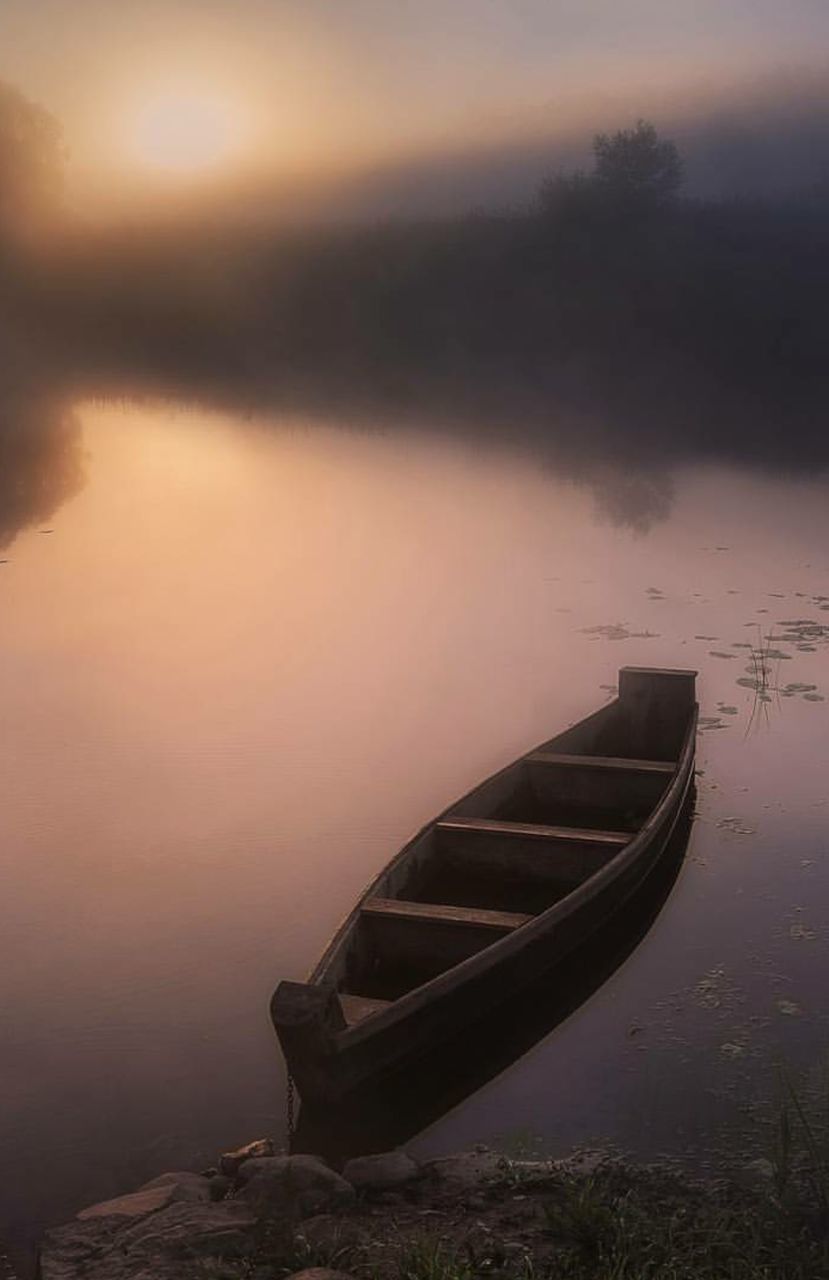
left=524, top=752, right=673, bottom=818
left=362, top=897, right=532, bottom=931
left=526, top=752, right=675, bottom=773
left=437, top=817, right=630, bottom=844
left=435, top=817, right=630, bottom=888
left=360, top=896, right=532, bottom=973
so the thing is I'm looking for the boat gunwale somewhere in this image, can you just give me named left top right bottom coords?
left=308, top=695, right=624, bottom=987
left=329, top=700, right=697, bottom=1050
left=300, top=677, right=696, bottom=1051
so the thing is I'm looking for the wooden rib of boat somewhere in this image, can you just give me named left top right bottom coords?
left=272, top=666, right=697, bottom=1105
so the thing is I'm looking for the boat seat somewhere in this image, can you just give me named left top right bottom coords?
left=435, top=816, right=629, bottom=888
left=526, top=752, right=675, bottom=773
left=438, top=817, right=630, bottom=845
left=523, top=751, right=673, bottom=817
left=360, top=896, right=531, bottom=972
left=362, top=897, right=531, bottom=930
left=338, top=992, right=392, bottom=1027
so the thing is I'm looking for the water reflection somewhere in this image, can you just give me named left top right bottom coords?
left=1, top=402, right=828, bottom=1267
left=0, top=388, right=84, bottom=549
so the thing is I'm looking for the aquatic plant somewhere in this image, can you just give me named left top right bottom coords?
left=771, top=1060, right=829, bottom=1224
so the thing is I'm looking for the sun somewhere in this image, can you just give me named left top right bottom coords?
left=129, top=89, right=242, bottom=174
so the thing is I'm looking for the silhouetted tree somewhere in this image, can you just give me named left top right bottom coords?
left=592, top=119, right=682, bottom=208
left=0, top=81, right=63, bottom=236
left=539, top=120, right=682, bottom=223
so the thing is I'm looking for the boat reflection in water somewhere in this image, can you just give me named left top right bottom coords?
left=282, top=668, right=698, bottom=1162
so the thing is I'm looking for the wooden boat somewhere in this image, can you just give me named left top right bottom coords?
left=292, top=795, right=695, bottom=1163
left=272, top=666, right=697, bottom=1105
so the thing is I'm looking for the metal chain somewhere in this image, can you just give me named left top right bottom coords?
left=286, top=1073, right=296, bottom=1147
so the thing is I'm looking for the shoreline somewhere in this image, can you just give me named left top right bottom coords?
left=37, top=1137, right=829, bottom=1280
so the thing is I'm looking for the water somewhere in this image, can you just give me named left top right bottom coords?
left=2, top=398, right=829, bottom=1255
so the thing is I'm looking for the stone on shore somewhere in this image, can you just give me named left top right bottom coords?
left=138, top=1171, right=212, bottom=1202
left=343, top=1150, right=420, bottom=1190
left=219, top=1136, right=274, bottom=1177
left=41, top=1201, right=258, bottom=1280
left=76, top=1185, right=176, bottom=1221
left=75, top=1171, right=212, bottom=1222
left=285, top=1270, right=357, bottom=1280
left=112, top=1201, right=257, bottom=1255
left=239, top=1154, right=355, bottom=1217
left=422, top=1149, right=504, bottom=1188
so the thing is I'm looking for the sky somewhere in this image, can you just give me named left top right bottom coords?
left=2, top=1, right=829, bottom=211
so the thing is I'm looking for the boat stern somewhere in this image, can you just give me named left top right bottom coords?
left=618, top=666, right=697, bottom=760
left=271, top=980, right=346, bottom=1104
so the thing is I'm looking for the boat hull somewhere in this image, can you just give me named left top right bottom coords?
left=272, top=666, right=697, bottom=1105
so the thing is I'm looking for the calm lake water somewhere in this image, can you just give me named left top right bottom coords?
left=2, top=400, right=829, bottom=1253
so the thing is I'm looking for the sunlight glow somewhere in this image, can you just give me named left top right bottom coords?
left=129, top=90, right=243, bottom=174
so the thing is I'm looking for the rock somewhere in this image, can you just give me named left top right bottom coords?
left=75, top=1173, right=212, bottom=1223
left=138, top=1172, right=212, bottom=1203
left=208, top=1174, right=232, bottom=1201
left=422, top=1150, right=504, bottom=1188
left=239, top=1155, right=355, bottom=1217
left=40, top=1202, right=257, bottom=1280
left=40, top=1220, right=124, bottom=1280
left=76, top=1184, right=175, bottom=1221
left=343, top=1150, right=419, bottom=1191
left=219, top=1137, right=275, bottom=1177
left=115, top=1200, right=257, bottom=1256
left=285, top=1270, right=357, bottom=1280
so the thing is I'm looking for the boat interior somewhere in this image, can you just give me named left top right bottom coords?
left=317, top=668, right=695, bottom=1023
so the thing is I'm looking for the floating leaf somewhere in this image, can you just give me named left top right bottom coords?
left=717, top=816, right=756, bottom=836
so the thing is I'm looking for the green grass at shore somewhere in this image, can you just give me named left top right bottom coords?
left=198, top=1156, right=829, bottom=1280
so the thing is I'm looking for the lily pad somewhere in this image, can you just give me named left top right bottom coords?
left=717, top=816, right=756, bottom=836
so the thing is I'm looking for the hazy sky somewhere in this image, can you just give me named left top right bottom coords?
left=3, top=1, right=828, bottom=205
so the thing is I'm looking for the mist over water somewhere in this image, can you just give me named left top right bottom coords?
left=1, top=398, right=829, bottom=1259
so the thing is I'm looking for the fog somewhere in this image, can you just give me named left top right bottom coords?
left=1, top=63, right=828, bottom=549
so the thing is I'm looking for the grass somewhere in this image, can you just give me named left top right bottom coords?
left=537, top=1167, right=826, bottom=1279
left=744, top=628, right=779, bottom=735
left=176, top=1083, right=829, bottom=1280
left=770, top=1060, right=829, bottom=1223
left=396, top=1240, right=475, bottom=1280
left=190, top=1156, right=828, bottom=1280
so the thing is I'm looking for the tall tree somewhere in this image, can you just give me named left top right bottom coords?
left=592, top=119, right=682, bottom=208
